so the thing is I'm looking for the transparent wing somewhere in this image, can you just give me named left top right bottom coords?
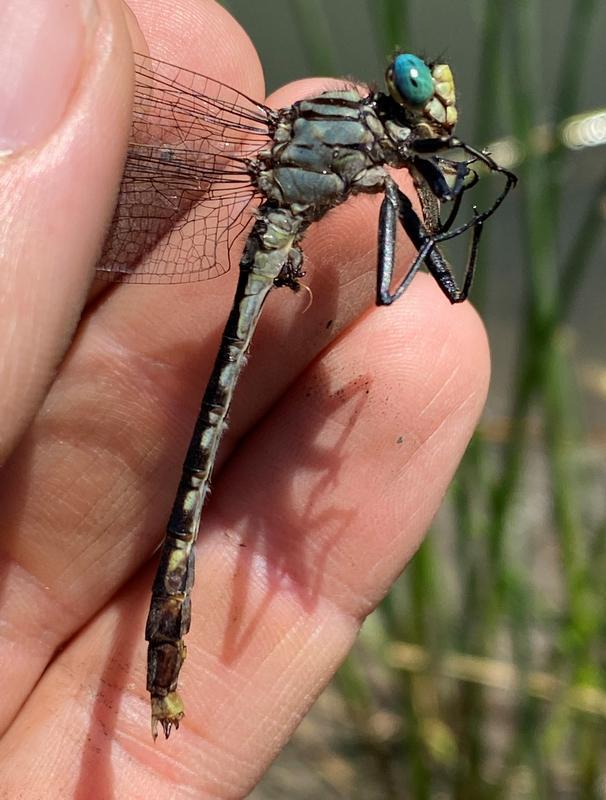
left=97, top=53, right=273, bottom=284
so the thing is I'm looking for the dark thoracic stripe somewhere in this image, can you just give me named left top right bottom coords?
left=296, top=107, right=363, bottom=123
left=299, top=93, right=366, bottom=110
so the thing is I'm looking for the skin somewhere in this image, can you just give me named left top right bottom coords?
left=0, top=0, right=490, bottom=797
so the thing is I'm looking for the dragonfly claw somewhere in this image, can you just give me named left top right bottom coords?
left=151, top=691, right=185, bottom=740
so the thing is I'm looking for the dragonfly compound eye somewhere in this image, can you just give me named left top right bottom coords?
left=387, top=54, right=434, bottom=108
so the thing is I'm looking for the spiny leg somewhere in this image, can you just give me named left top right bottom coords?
left=432, top=160, right=479, bottom=233
left=376, top=179, right=431, bottom=306
left=397, top=185, right=484, bottom=303
left=407, top=187, right=485, bottom=304
left=376, top=179, right=484, bottom=306
left=410, top=155, right=479, bottom=241
left=410, top=134, right=517, bottom=228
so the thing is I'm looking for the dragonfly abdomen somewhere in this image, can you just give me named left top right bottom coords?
left=145, top=205, right=307, bottom=738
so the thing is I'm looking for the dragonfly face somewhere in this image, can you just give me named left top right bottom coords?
left=385, top=53, right=458, bottom=137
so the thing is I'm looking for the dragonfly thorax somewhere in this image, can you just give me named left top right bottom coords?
left=255, top=88, right=388, bottom=218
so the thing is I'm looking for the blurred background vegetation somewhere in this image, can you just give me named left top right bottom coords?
left=219, top=1, right=605, bottom=797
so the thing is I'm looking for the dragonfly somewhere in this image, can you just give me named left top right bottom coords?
left=98, top=51, right=517, bottom=739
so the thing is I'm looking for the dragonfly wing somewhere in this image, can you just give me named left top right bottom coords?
left=97, top=53, right=271, bottom=284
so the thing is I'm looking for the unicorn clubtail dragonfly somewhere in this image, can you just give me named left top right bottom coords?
left=98, top=51, right=516, bottom=738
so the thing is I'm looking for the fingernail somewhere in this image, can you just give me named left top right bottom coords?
left=0, top=0, right=98, bottom=156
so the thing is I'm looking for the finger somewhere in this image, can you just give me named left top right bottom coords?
left=0, top=276, right=490, bottom=796
left=123, top=0, right=264, bottom=98
left=0, top=0, right=263, bottom=735
left=0, top=0, right=133, bottom=460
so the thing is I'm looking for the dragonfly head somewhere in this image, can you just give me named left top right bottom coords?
left=385, top=54, right=458, bottom=133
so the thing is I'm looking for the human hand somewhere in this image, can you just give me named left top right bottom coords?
left=0, top=0, right=490, bottom=796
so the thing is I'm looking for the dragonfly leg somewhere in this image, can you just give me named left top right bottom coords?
left=274, top=246, right=304, bottom=290
left=377, top=179, right=484, bottom=305
left=413, top=157, right=479, bottom=233
left=409, top=157, right=475, bottom=251
left=411, top=155, right=463, bottom=202
left=437, top=164, right=478, bottom=234
left=410, top=135, right=517, bottom=230
left=424, top=209, right=483, bottom=303
left=376, top=178, right=428, bottom=305
left=396, top=185, right=484, bottom=304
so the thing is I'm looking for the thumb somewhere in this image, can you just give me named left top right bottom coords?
left=0, top=0, right=133, bottom=460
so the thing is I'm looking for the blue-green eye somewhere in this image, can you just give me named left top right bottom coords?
left=389, top=54, right=434, bottom=107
